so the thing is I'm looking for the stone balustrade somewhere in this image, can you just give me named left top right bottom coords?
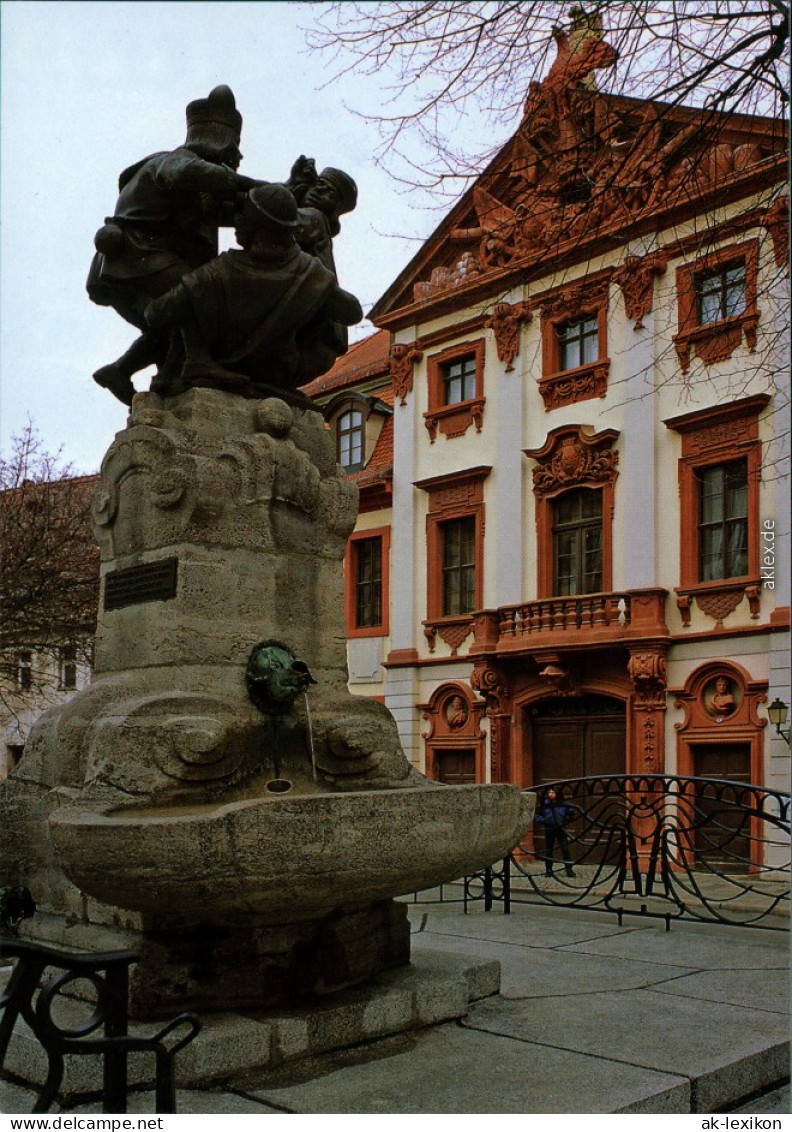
left=497, top=593, right=631, bottom=639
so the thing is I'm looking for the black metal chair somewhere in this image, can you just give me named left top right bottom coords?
left=0, top=939, right=200, bottom=1113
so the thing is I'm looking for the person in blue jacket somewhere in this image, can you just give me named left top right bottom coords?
left=535, top=787, right=577, bottom=876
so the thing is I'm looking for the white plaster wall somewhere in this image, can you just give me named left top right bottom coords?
left=367, top=182, right=789, bottom=789
left=1, top=652, right=91, bottom=779
left=384, top=661, right=424, bottom=768
left=389, top=386, right=420, bottom=659
left=491, top=286, right=528, bottom=608
left=347, top=637, right=385, bottom=687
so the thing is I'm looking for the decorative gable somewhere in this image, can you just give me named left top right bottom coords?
left=370, top=12, right=787, bottom=329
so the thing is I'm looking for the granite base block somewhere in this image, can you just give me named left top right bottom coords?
left=1, top=950, right=498, bottom=1098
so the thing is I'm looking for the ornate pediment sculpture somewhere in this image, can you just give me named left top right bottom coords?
left=525, top=424, right=619, bottom=498
left=386, top=9, right=783, bottom=317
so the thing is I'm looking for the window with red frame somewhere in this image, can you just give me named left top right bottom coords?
left=345, top=527, right=390, bottom=637
left=441, top=354, right=477, bottom=405
left=552, top=489, right=603, bottom=595
left=353, top=536, right=383, bottom=628
left=441, top=516, right=477, bottom=616
left=697, top=459, right=749, bottom=582
left=557, top=316, right=599, bottom=371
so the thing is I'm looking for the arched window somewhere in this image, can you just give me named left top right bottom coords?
left=337, top=409, right=364, bottom=469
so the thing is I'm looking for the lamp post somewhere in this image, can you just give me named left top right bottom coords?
left=767, top=698, right=790, bottom=743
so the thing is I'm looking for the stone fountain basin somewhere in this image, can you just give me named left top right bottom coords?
left=50, top=784, right=534, bottom=926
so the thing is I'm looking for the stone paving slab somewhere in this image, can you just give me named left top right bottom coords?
left=243, top=1022, right=690, bottom=1114
left=557, top=917, right=789, bottom=970
left=406, top=901, right=636, bottom=949
left=411, top=926, right=700, bottom=998
left=464, top=987, right=789, bottom=1113
left=0, top=1078, right=36, bottom=1114
left=0, top=948, right=499, bottom=1097
left=647, top=966, right=791, bottom=1013
left=732, top=1084, right=790, bottom=1114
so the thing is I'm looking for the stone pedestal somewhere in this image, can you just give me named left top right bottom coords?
left=0, top=388, right=534, bottom=1017
left=130, top=900, right=410, bottom=1017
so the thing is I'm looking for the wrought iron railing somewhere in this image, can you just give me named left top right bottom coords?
left=410, top=775, right=790, bottom=930
left=0, top=939, right=200, bottom=1113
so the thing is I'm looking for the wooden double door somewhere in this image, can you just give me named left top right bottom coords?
left=528, top=696, right=626, bottom=786
left=526, top=697, right=627, bottom=865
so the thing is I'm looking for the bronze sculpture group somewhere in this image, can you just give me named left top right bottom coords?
left=87, top=85, right=361, bottom=405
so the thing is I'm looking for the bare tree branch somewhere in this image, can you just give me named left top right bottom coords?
left=306, top=1, right=789, bottom=195
left=0, top=425, right=99, bottom=701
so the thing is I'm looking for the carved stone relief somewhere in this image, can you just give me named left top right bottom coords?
left=485, top=301, right=532, bottom=371
left=613, top=252, right=667, bottom=329
left=526, top=425, right=619, bottom=498
left=389, top=343, right=424, bottom=405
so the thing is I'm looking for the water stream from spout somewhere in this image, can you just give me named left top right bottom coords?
left=304, top=691, right=318, bottom=782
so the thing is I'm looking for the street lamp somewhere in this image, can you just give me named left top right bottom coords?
left=767, top=698, right=790, bottom=743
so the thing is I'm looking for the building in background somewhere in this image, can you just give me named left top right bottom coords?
left=0, top=474, right=98, bottom=778
left=304, top=12, right=790, bottom=808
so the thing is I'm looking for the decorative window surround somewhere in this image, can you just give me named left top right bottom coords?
left=538, top=276, right=610, bottom=410
left=665, top=394, right=768, bottom=627
left=424, top=339, right=486, bottom=442
left=324, top=391, right=392, bottom=472
left=419, top=682, right=487, bottom=784
left=344, top=526, right=391, bottom=639
left=673, top=239, right=760, bottom=374
left=416, top=465, right=491, bottom=653
left=524, top=425, right=619, bottom=599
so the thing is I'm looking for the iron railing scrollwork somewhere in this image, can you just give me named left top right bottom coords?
left=411, top=775, right=790, bottom=930
left=0, top=940, right=200, bottom=1113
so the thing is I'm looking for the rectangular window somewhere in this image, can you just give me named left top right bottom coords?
left=59, top=645, right=77, bottom=690
left=557, top=316, right=599, bottom=371
left=16, top=651, right=32, bottom=691
left=442, top=355, right=477, bottom=405
left=354, top=537, right=383, bottom=629
left=441, top=516, right=477, bottom=615
left=698, top=459, right=749, bottom=581
left=345, top=526, right=390, bottom=638
left=696, top=262, right=746, bottom=326
left=553, top=490, right=603, bottom=596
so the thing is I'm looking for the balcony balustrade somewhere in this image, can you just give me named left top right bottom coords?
left=499, top=593, right=629, bottom=637
left=472, top=589, right=669, bottom=655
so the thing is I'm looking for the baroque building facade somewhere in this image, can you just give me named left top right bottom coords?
left=303, top=16, right=790, bottom=812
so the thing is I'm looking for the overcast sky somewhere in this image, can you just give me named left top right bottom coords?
left=0, top=1, right=466, bottom=473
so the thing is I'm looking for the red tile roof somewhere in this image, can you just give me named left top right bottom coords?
left=351, top=412, right=394, bottom=490
left=301, top=329, right=391, bottom=398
